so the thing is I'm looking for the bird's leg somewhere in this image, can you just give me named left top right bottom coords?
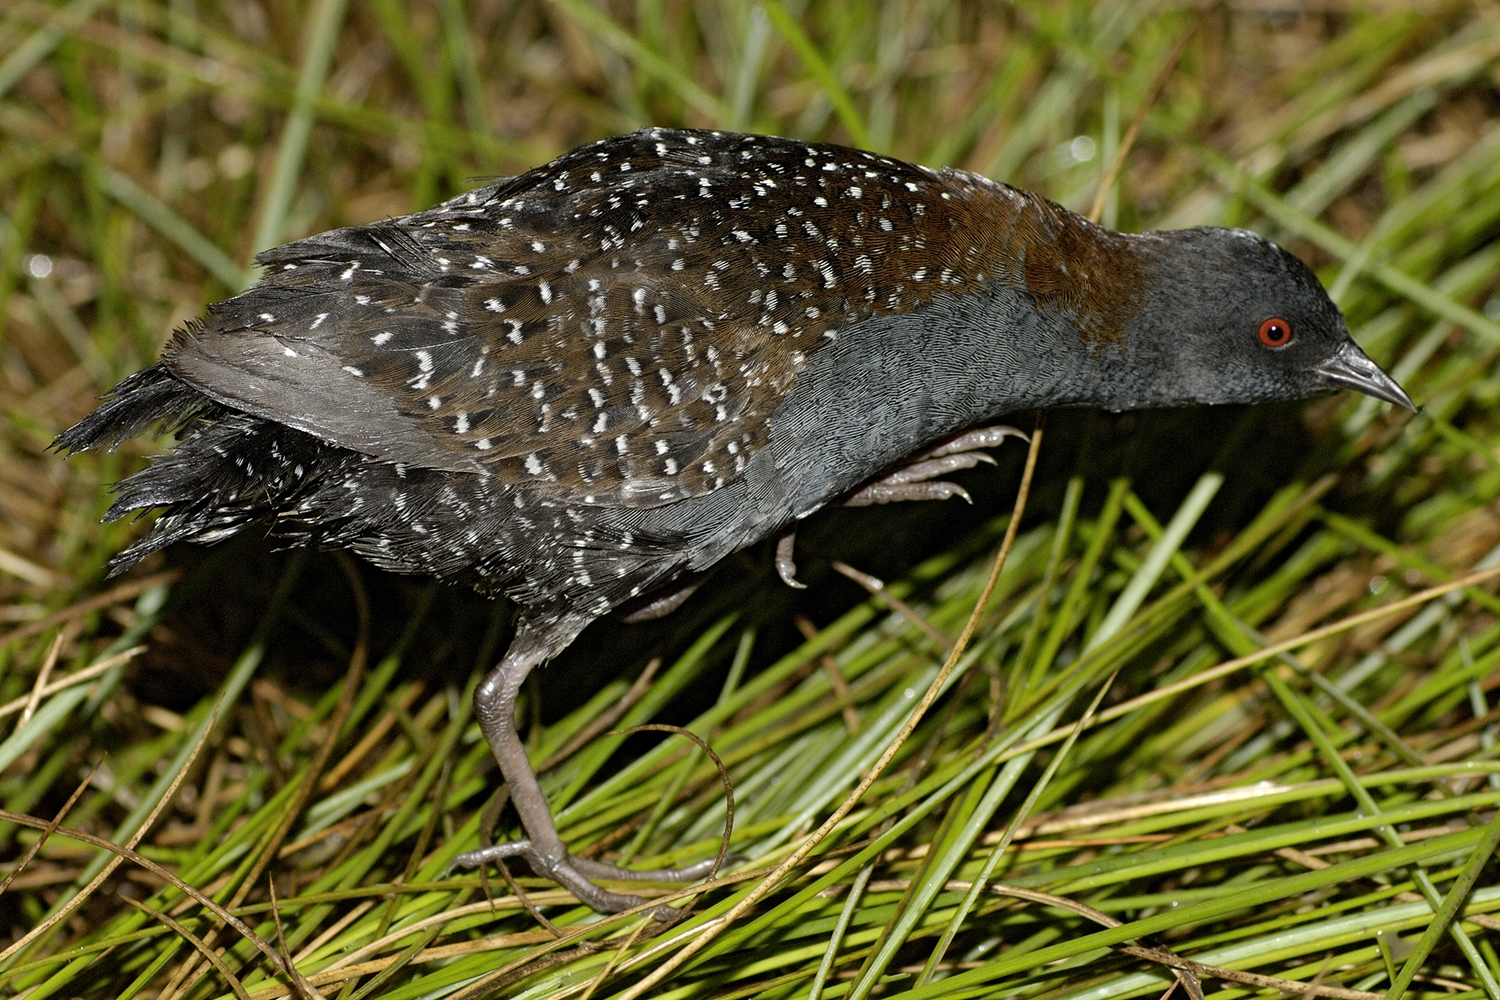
left=842, top=425, right=1026, bottom=507
left=452, top=619, right=720, bottom=921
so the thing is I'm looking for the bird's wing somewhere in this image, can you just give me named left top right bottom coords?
left=164, top=129, right=1019, bottom=507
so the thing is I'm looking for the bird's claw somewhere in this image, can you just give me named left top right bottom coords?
left=452, top=839, right=723, bottom=922
left=845, top=479, right=973, bottom=506
left=923, top=425, right=1027, bottom=457
left=776, top=532, right=807, bottom=589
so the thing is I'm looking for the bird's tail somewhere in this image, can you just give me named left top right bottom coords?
left=54, top=365, right=337, bottom=575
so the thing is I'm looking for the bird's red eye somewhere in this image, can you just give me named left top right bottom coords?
left=1258, top=317, right=1293, bottom=348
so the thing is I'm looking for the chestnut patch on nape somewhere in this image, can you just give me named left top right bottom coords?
left=1021, top=211, right=1145, bottom=348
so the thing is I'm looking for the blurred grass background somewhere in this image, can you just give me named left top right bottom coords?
left=3, top=1, right=1500, bottom=997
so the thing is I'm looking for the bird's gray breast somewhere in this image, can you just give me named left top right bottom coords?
left=764, top=283, right=1087, bottom=515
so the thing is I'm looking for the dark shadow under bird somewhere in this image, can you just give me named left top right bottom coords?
left=56, top=127, right=1414, bottom=918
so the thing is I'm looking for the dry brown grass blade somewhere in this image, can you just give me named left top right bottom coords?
left=1117, top=943, right=1380, bottom=1000
left=795, top=614, right=862, bottom=733
left=829, top=560, right=954, bottom=652
left=0, top=807, right=294, bottom=978
left=266, top=878, right=328, bottom=1000
left=1088, top=23, right=1197, bottom=224
left=0, top=693, right=218, bottom=968
left=0, top=761, right=98, bottom=900
left=540, top=656, right=662, bottom=772
left=17, top=631, right=65, bottom=728
left=0, top=571, right=177, bottom=649
left=0, top=645, right=145, bottom=721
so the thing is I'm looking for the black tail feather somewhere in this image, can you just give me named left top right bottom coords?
left=58, top=364, right=558, bottom=599
left=52, top=365, right=208, bottom=454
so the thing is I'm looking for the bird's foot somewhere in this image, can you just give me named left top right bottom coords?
left=452, top=840, right=722, bottom=921
left=843, top=424, right=1026, bottom=507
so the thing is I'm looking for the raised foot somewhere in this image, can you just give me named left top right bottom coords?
left=452, top=840, right=723, bottom=922
left=775, top=425, right=1026, bottom=587
left=843, top=424, right=1027, bottom=508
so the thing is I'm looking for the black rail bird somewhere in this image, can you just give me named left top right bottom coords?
left=57, top=127, right=1414, bottom=918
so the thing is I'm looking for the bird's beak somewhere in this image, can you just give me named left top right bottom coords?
left=1314, top=340, right=1416, bottom=411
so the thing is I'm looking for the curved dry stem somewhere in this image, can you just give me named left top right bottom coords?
left=0, top=808, right=297, bottom=985
left=120, top=895, right=253, bottom=1000
left=613, top=721, right=738, bottom=920
left=0, top=696, right=217, bottom=969
left=0, top=762, right=98, bottom=900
